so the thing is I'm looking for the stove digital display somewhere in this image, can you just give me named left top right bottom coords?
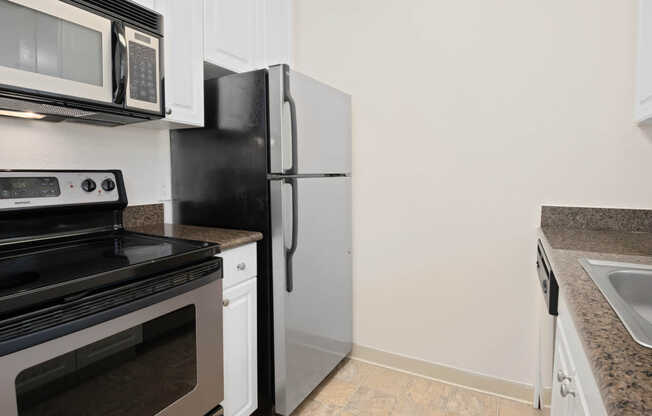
left=0, top=177, right=60, bottom=199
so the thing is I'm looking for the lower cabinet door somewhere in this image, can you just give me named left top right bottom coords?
left=571, top=395, right=587, bottom=416
left=551, top=340, right=571, bottom=416
left=223, top=278, right=258, bottom=416
left=552, top=318, right=590, bottom=416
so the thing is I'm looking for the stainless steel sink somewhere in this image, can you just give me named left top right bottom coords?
left=579, top=259, right=652, bottom=348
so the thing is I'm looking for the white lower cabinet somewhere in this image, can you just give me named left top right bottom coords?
left=551, top=295, right=606, bottom=416
left=551, top=321, right=586, bottom=416
left=220, top=244, right=258, bottom=416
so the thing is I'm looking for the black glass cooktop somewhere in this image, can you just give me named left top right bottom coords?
left=0, top=231, right=218, bottom=316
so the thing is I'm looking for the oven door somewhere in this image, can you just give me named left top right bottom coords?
left=0, top=278, right=223, bottom=416
left=0, top=0, right=113, bottom=104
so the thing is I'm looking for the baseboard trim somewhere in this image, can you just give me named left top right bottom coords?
left=350, top=344, right=551, bottom=407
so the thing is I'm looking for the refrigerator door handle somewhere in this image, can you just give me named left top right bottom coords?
left=282, top=64, right=298, bottom=175
left=284, top=177, right=299, bottom=292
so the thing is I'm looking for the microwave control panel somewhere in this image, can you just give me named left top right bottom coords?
left=129, top=40, right=158, bottom=104
left=125, top=25, right=161, bottom=114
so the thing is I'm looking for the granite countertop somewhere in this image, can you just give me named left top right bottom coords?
left=539, top=226, right=652, bottom=416
left=122, top=204, right=262, bottom=251
left=128, top=223, right=262, bottom=251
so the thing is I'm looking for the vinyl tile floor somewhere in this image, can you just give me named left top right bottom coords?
left=291, top=358, right=551, bottom=416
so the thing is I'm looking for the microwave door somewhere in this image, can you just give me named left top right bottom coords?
left=0, top=0, right=113, bottom=104
left=124, top=26, right=162, bottom=114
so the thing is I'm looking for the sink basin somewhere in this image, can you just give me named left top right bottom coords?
left=579, top=259, right=652, bottom=348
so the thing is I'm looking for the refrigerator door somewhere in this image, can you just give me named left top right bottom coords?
left=270, top=176, right=353, bottom=415
left=268, top=65, right=352, bottom=175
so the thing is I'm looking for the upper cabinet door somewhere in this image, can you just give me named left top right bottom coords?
left=637, top=0, right=652, bottom=123
left=204, top=0, right=265, bottom=73
left=155, top=0, right=204, bottom=128
left=265, top=0, right=292, bottom=66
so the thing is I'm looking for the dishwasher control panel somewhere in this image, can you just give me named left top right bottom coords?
left=537, top=239, right=558, bottom=315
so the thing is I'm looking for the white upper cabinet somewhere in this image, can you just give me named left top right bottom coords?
left=203, top=0, right=291, bottom=73
left=265, top=0, right=292, bottom=66
left=204, top=0, right=265, bottom=73
left=136, top=0, right=291, bottom=129
left=134, top=0, right=205, bottom=129
left=155, top=0, right=205, bottom=128
left=637, top=0, right=652, bottom=123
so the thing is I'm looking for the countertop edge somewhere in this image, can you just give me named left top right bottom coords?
left=127, top=223, right=263, bottom=252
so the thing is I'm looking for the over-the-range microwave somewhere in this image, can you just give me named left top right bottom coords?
left=0, top=0, right=164, bottom=126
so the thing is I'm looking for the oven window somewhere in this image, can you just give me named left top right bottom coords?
left=15, top=305, right=197, bottom=416
left=0, top=0, right=103, bottom=87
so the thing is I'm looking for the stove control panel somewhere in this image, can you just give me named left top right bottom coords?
left=0, top=171, right=120, bottom=210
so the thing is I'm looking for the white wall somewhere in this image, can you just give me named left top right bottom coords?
left=293, top=0, right=652, bottom=385
left=0, top=117, right=171, bottom=218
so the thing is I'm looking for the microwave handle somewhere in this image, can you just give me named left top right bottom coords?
left=112, top=21, right=127, bottom=104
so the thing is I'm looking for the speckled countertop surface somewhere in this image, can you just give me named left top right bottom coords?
left=539, top=227, right=652, bottom=416
left=123, top=203, right=262, bottom=251
left=128, top=223, right=262, bottom=251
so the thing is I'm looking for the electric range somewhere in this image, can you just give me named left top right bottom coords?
left=0, top=170, right=224, bottom=416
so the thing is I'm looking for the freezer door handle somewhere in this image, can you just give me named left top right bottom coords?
left=282, top=64, right=298, bottom=175
left=285, top=177, right=299, bottom=292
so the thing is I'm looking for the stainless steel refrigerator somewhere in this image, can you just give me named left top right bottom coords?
left=171, top=65, right=352, bottom=416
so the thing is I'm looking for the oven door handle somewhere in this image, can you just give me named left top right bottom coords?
left=112, top=21, right=127, bottom=105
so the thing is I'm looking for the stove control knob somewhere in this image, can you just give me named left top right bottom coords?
left=101, top=178, right=116, bottom=192
left=81, top=179, right=96, bottom=192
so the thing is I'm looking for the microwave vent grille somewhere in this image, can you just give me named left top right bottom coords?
left=63, top=0, right=163, bottom=36
left=0, top=96, right=96, bottom=118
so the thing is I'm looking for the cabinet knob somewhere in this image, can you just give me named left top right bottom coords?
left=165, top=108, right=172, bottom=115
left=223, top=298, right=230, bottom=307
left=237, top=262, right=246, bottom=271
left=560, top=380, right=576, bottom=398
left=557, top=370, right=572, bottom=383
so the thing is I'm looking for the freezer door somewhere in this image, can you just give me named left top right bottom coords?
left=271, top=176, right=353, bottom=415
left=268, top=65, right=352, bottom=175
